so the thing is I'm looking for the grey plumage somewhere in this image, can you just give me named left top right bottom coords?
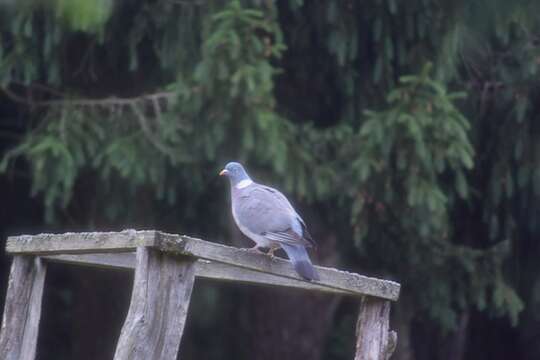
left=220, top=162, right=319, bottom=281
left=280, top=243, right=319, bottom=281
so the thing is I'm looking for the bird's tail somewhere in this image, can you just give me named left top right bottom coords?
left=281, top=243, right=320, bottom=281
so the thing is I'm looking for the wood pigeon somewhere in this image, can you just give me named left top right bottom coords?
left=220, top=162, right=320, bottom=281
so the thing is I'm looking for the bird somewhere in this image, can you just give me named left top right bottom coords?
left=219, top=162, right=320, bottom=281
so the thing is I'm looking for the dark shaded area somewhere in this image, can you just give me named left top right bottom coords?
left=37, top=265, right=132, bottom=360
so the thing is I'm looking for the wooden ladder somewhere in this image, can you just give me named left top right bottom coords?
left=0, top=230, right=400, bottom=360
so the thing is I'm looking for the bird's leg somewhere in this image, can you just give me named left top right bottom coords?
left=267, top=247, right=278, bottom=260
left=247, top=245, right=264, bottom=254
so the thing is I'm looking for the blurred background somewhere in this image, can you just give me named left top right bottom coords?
left=1, top=0, right=540, bottom=359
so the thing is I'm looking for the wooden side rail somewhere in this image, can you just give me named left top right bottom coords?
left=42, top=254, right=363, bottom=295
left=0, top=230, right=401, bottom=360
left=6, top=230, right=400, bottom=300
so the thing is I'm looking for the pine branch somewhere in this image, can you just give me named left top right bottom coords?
left=1, top=84, right=180, bottom=158
left=0, top=85, right=175, bottom=109
left=130, top=102, right=179, bottom=158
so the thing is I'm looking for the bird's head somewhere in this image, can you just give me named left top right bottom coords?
left=219, top=162, right=251, bottom=185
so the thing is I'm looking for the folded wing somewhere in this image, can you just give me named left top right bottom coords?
left=234, top=185, right=313, bottom=247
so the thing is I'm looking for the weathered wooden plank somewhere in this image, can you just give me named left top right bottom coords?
left=43, top=254, right=354, bottom=295
left=0, top=256, right=47, bottom=360
left=354, top=297, right=397, bottom=360
left=6, top=230, right=156, bottom=255
left=43, top=253, right=135, bottom=270
left=195, top=259, right=353, bottom=295
left=158, top=233, right=400, bottom=301
left=7, top=231, right=400, bottom=301
left=113, top=247, right=195, bottom=360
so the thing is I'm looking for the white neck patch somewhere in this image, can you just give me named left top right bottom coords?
left=236, top=179, right=253, bottom=189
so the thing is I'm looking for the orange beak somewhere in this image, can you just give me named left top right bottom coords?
left=219, top=169, right=228, bottom=176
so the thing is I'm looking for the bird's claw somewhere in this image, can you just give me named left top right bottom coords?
left=267, top=248, right=278, bottom=261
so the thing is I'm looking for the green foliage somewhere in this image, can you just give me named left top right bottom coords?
left=0, top=0, right=290, bottom=219
left=341, top=65, right=524, bottom=329
left=174, top=0, right=290, bottom=169
left=0, top=5, right=64, bottom=86
left=0, top=102, right=177, bottom=222
left=351, top=63, right=473, bottom=241
left=52, top=0, right=114, bottom=32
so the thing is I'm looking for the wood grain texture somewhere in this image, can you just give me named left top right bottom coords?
left=43, top=254, right=353, bottom=295
left=113, top=247, right=195, bottom=360
left=158, top=233, right=400, bottom=301
left=43, top=253, right=136, bottom=270
left=354, top=297, right=397, bottom=360
left=8, top=230, right=400, bottom=301
left=0, top=256, right=47, bottom=360
left=6, top=230, right=156, bottom=255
